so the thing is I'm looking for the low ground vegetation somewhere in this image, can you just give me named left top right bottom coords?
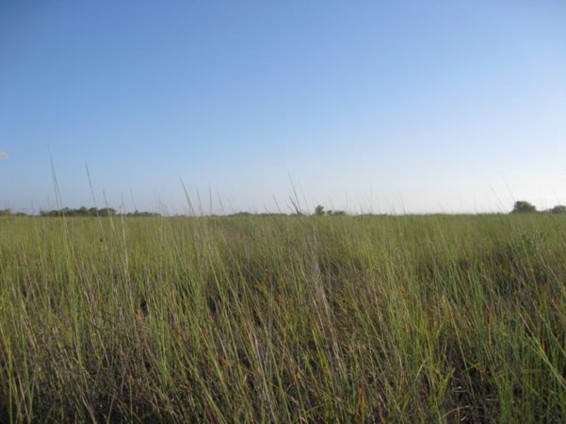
left=0, top=213, right=564, bottom=422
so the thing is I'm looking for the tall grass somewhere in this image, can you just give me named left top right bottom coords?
left=0, top=214, right=564, bottom=422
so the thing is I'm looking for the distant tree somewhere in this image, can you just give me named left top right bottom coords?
left=512, top=201, right=537, bottom=214
left=76, top=206, right=88, bottom=216
left=0, top=209, right=12, bottom=216
left=314, top=205, right=325, bottom=216
left=550, top=205, right=566, bottom=214
left=99, top=208, right=117, bottom=216
left=328, top=210, right=346, bottom=216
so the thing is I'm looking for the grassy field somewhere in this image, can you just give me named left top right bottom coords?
left=0, top=214, right=564, bottom=422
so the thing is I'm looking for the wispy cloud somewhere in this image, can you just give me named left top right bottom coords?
left=0, top=151, right=8, bottom=159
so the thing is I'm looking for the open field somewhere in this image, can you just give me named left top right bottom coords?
left=0, top=214, right=564, bottom=422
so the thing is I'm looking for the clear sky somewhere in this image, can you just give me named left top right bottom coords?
left=1, top=0, right=566, bottom=215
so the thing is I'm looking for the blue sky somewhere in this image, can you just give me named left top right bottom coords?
left=1, top=0, right=566, bottom=214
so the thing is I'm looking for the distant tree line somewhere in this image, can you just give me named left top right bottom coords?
left=511, top=201, right=566, bottom=214
left=3, top=202, right=565, bottom=217
left=39, top=207, right=160, bottom=217
left=40, top=207, right=116, bottom=217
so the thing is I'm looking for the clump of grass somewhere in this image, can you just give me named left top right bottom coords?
left=0, top=214, right=564, bottom=422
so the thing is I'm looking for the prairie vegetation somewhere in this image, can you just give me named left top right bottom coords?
left=0, top=214, right=564, bottom=422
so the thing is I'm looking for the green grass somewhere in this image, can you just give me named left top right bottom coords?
left=0, top=214, right=564, bottom=422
